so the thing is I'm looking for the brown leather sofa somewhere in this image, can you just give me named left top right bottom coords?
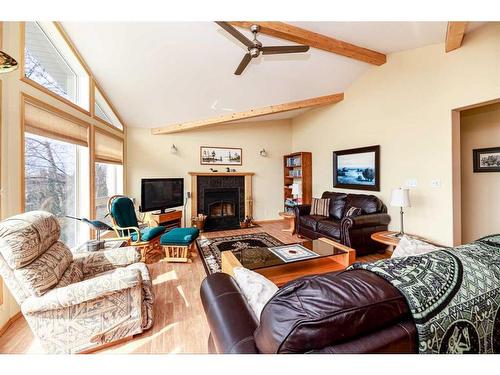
left=294, top=192, right=391, bottom=256
left=200, top=271, right=417, bottom=354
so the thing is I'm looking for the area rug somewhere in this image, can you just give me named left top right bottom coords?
left=196, top=232, right=284, bottom=275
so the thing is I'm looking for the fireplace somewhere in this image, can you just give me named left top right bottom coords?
left=194, top=175, right=248, bottom=231
left=203, top=187, right=241, bottom=230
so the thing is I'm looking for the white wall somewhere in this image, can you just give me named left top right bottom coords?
left=126, top=120, right=292, bottom=221
left=460, top=102, right=500, bottom=243
left=292, top=24, right=500, bottom=246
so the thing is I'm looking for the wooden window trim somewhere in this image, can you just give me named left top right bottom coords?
left=93, top=81, right=126, bottom=133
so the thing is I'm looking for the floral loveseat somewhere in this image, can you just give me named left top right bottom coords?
left=0, top=211, right=154, bottom=353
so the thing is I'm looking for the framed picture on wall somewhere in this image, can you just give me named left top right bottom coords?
left=333, top=145, right=380, bottom=191
left=200, top=146, right=242, bottom=166
left=473, top=146, right=500, bottom=172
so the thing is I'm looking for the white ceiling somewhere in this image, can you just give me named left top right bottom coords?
left=61, top=22, right=485, bottom=129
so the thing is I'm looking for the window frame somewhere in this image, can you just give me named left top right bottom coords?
left=20, top=22, right=92, bottom=116
left=94, top=162, right=124, bottom=225
left=21, top=93, right=92, bottom=248
left=93, top=82, right=125, bottom=132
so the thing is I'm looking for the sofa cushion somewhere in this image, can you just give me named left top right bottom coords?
left=56, top=261, right=84, bottom=288
left=344, top=194, right=384, bottom=216
left=0, top=211, right=61, bottom=269
left=321, top=192, right=347, bottom=220
left=131, top=226, right=166, bottom=242
left=317, top=220, right=341, bottom=239
left=299, top=215, right=326, bottom=231
left=254, top=269, right=410, bottom=353
left=310, top=198, right=330, bottom=216
left=14, top=241, right=72, bottom=297
left=160, top=227, right=199, bottom=245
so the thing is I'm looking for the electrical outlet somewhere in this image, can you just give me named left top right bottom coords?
left=431, top=179, right=441, bottom=188
left=406, top=179, right=418, bottom=188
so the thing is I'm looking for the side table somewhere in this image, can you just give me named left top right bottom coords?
left=279, top=211, right=296, bottom=234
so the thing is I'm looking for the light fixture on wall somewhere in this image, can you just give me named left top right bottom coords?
left=259, top=148, right=267, bottom=157
left=0, top=51, right=18, bottom=73
left=170, top=144, right=178, bottom=154
left=390, top=188, right=411, bottom=237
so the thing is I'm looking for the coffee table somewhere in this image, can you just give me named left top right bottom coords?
left=221, top=237, right=356, bottom=287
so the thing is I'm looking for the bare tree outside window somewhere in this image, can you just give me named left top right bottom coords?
left=95, top=163, right=123, bottom=226
left=25, top=133, right=78, bottom=247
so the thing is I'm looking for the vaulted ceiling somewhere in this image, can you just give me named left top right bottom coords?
left=61, top=22, right=485, bottom=128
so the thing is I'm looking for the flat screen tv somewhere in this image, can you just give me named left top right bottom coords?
left=140, top=178, right=184, bottom=213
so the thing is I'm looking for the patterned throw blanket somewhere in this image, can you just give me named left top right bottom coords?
left=349, top=235, right=500, bottom=353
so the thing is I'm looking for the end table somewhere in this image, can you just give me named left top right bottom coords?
left=279, top=211, right=296, bottom=234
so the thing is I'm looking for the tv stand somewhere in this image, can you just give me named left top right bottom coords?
left=146, top=210, right=182, bottom=231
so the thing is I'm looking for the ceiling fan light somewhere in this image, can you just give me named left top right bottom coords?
left=0, top=51, right=19, bottom=74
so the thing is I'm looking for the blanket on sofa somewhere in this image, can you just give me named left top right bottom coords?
left=350, top=234, right=500, bottom=353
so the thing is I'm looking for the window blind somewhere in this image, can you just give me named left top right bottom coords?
left=94, top=129, right=123, bottom=164
left=24, top=101, right=89, bottom=147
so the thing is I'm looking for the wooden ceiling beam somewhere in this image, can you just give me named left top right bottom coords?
left=229, top=21, right=386, bottom=66
left=152, top=93, right=344, bottom=135
left=445, top=22, right=469, bottom=52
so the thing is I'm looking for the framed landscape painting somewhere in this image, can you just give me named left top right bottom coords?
left=333, top=145, right=380, bottom=191
left=200, top=146, right=242, bottom=166
left=473, top=146, right=500, bottom=172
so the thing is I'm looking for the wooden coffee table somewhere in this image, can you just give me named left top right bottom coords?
left=221, top=238, right=355, bottom=287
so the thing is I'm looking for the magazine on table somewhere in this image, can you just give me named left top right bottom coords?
left=268, top=244, right=319, bottom=263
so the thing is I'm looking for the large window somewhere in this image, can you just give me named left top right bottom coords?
left=24, top=22, right=89, bottom=110
left=25, top=133, right=89, bottom=248
left=94, top=87, right=124, bottom=130
left=95, top=162, right=123, bottom=225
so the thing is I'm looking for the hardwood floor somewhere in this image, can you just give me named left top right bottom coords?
left=0, top=221, right=389, bottom=354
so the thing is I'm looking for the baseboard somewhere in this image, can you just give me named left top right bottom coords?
left=0, top=311, right=22, bottom=337
left=252, top=219, right=284, bottom=224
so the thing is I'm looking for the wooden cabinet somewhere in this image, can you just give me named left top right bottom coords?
left=146, top=210, right=182, bottom=230
left=283, top=152, right=312, bottom=212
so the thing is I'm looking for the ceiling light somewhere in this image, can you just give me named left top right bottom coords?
left=0, top=51, right=19, bottom=74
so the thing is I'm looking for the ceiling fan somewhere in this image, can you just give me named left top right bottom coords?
left=215, top=21, right=310, bottom=75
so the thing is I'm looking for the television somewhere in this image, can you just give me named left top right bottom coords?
left=140, top=178, right=184, bottom=213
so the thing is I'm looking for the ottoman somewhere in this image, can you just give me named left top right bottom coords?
left=160, top=227, right=200, bottom=263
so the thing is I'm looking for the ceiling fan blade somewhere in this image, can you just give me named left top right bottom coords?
left=215, top=21, right=253, bottom=48
left=234, top=53, right=252, bottom=75
left=261, top=45, right=310, bottom=55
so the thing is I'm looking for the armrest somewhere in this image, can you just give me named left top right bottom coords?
left=293, top=204, right=311, bottom=217
left=74, top=247, right=142, bottom=277
left=117, top=226, right=142, bottom=242
left=22, top=268, right=142, bottom=314
left=200, top=273, right=259, bottom=353
left=341, top=213, right=391, bottom=229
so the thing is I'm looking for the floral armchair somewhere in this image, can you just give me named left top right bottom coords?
left=0, top=211, right=154, bottom=353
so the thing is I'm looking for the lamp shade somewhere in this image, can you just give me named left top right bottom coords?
left=291, top=183, right=301, bottom=195
left=390, top=188, right=411, bottom=207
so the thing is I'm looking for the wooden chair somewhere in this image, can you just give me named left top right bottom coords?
left=107, top=195, right=166, bottom=262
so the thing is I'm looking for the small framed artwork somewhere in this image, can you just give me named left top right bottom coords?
left=333, top=145, right=380, bottom=191
left=200, top=146, right=242, bottom=166
left=473, top=147, right=500, bottom=172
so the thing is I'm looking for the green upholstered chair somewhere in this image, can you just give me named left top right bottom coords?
left=108, top=195, right=166, bottom=262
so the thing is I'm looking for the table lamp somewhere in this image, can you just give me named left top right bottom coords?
left=390, top=188, right=411, bottom=237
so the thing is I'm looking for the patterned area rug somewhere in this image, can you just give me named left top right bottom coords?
left=196, top=232, right=284, bottom=275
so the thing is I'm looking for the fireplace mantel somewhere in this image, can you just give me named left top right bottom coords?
left=189, top=172, right=254, bottom=221
left=188, top=172, right=255, bottom=176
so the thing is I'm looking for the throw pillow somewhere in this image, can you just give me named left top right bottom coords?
left=310, top=198, right=330, bottom=216
left=233, top=267, right=278, bottom=321
left=391, top=235, right=443, bottom=258
left=344, top=205, right=362, bottom=217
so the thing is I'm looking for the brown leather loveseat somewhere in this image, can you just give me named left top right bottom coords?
left=200, top=271, right=417, bottom=354
left=294, top=192, right=391, bottom=256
